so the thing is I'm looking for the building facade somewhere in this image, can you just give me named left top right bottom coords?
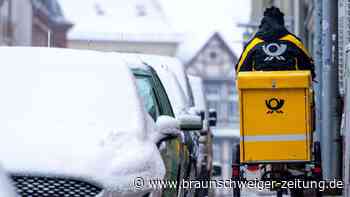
left=179, top=32, right=239, bottom=127
left=0, top=0, right=72, bottom=47
left=31, top=0, right=72, bottom=47
left=250, top=0, right=315, bottom=39
left=339, top=0, right=350, bottom=195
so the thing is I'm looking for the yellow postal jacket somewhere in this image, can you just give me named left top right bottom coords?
left=235, top=34, right=315, bottom=79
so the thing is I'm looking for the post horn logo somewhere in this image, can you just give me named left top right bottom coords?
left=265, top=98, right=284, bottom=114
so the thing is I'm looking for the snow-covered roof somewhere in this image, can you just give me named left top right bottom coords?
left=58, top=0, right=182, bottom=43
left=176, top=31, right=240, bottom=65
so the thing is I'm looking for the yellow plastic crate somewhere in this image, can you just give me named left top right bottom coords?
left=237, top=71, right=313, bottom=163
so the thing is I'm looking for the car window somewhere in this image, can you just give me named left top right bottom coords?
left=185, top=75, right=195, bottom=107
left=135, top=75, right=160, bottom=120
left=149, top=67, right=175, bottom=117
left=150, top=66, right=188, bottom=116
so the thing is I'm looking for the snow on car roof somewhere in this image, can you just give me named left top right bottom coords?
left=118, top=53, right=190, bottom=115
left=117, top=53, right=149, bottom=70
left=58, top=0, right=181, bottom=43
left=188, top=75, right=208, bottom=113
left=139, top=54, right=189, bottom=115
left=0, top=46, right=145, bottom=148
left=139, top=54, right=193, bottom=103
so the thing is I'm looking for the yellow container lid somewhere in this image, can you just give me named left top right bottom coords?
left=237, top=71, right=311, bottom=89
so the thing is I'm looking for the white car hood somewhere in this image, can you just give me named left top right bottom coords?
left=0, top=130, right=165, bottom=195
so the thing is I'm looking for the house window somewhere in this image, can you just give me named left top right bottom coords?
left=94, top=3, right=105, bottom=16
left=210, top=51, right=217, bottom=60
left=208, top=100, right=219, bottom=112
left=213, top=141, right=222, bottom=162
left=228, top=101, right=239, bottom=123
left=205, top=48, right=223, bottom=65
left=136, top=5, right=147, bottom=17
left=205, top=83, right=221, bottom=95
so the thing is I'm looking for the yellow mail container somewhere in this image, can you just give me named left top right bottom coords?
left=237, top=71, right=313, bottom=163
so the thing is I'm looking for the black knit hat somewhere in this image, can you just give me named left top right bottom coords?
left=263, top=6, right=285, bottom=26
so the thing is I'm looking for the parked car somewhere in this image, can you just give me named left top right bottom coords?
left=0, top=164, right=17, bottom=197
left=138, top=55, right=202, bottom=195
left=119, top=53, right=203, bottom=197
left=0, top=47, right=190, bottom=197
left=188, top=75, right=216, bottom=197
left=188, top=75, right=214, bottom=179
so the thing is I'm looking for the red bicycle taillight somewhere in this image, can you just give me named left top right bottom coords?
left=312, top=166, right=322, bottom=174
left=232, top=165, right=240, bottom=178
left=247, top=164, right=259, bottom=171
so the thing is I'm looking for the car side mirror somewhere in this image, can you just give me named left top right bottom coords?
left=208, top=109, right=217, bottom=127
left=151, top=115, right=180, bottom=144
left=212, top=163, right=222, bottom=177
left=188, top=107, right=205, bottom=121
left=177, top=114, right=203, bottom=131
